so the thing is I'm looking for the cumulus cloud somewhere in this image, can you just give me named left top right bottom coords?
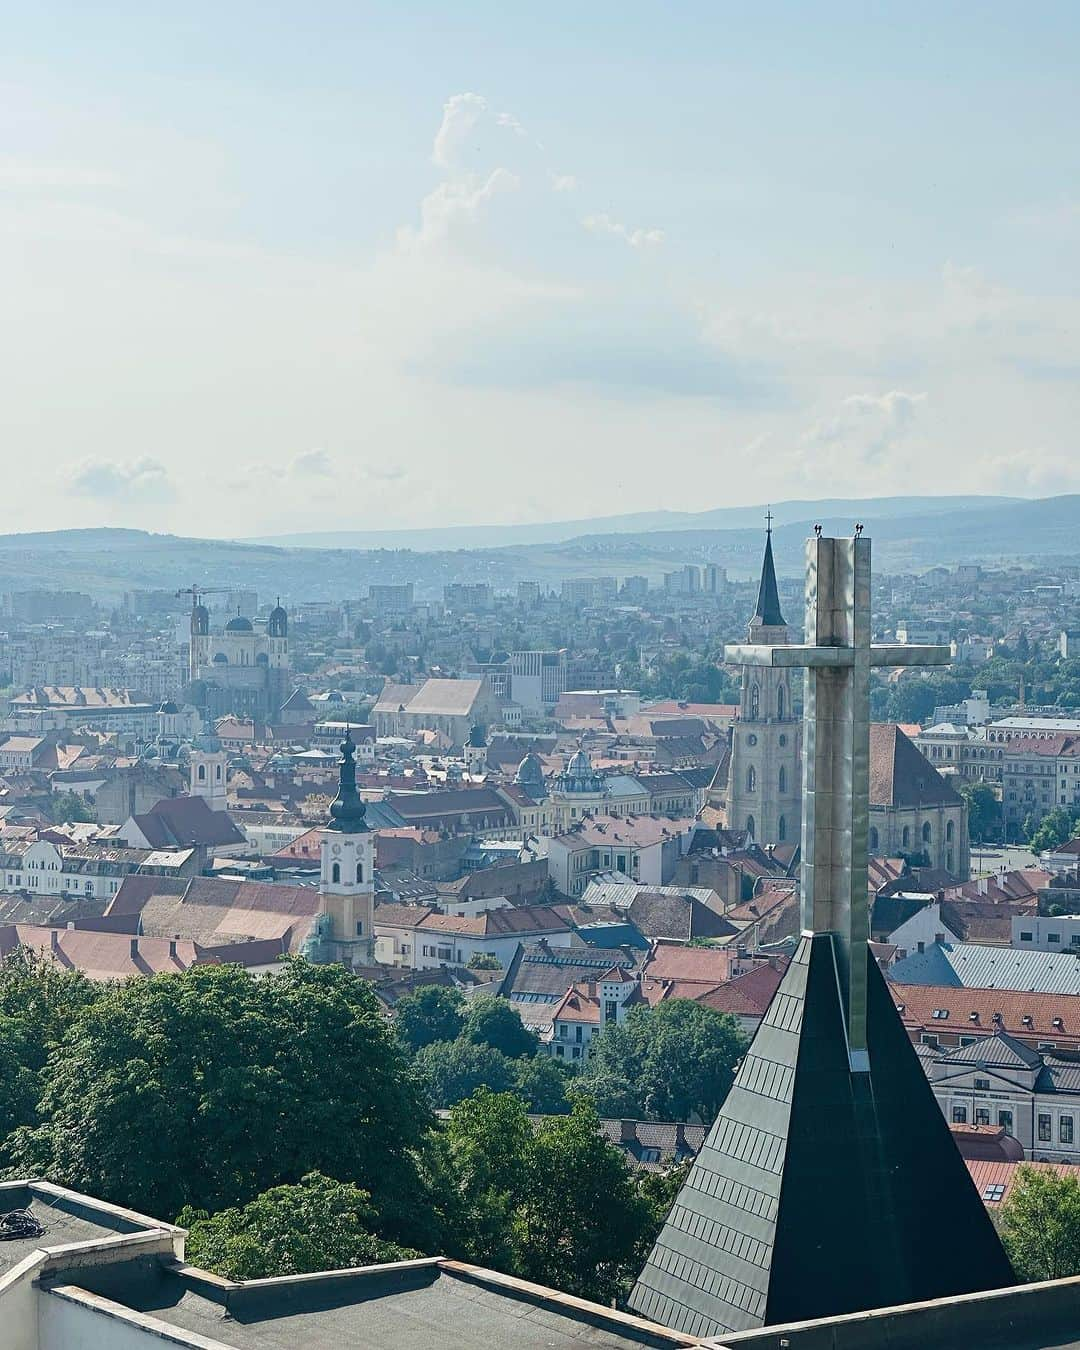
left=399, top=167, right=520, bottom=250
left=431, top=93, right=490, bottom=171
left=582, top=213, right=664, bottom=248
left=289, top=449, right=334, bottom=476
left=805, top=390, right=927, bottom=465
left=64, top=456, right=175, bottom=500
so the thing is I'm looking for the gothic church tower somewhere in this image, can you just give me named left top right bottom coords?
left=727, top=522, right=801, bottom=844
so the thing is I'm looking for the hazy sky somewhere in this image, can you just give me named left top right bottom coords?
left=4, top=2, right=1079, bottom=537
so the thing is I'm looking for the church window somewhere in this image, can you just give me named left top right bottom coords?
left=356, top=921, right=364, bottom=936
left=747, top=766, right=756, bottom=792
left=746, top=815, right=755, bottom=837
left=778, top=815, right=786, bottom=842
left=778, top=766, right=786, bottom=793
left=777, top=686, right=786, bottom=719
left=749, top=683, right=760, bottom=719
left=902, top=826, right=911, bottom=848
left=216, top=764, right=222, bottom=781
left=946, top=820, right=954, bottom=842
left=869, top=827, right=879, bottom=851
left=922, top=822, right=932, bottom=845
left=356, top=862, right=364, bottom=883
left=779, top=733, right=787, bottom=747
left=331, top=863, right=341, bottom=885
left=198, top=764, right=206, bottom=782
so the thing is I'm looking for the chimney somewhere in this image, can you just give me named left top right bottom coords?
left=130, top=937, right=139, bottom=959
left=620, top=1118, right=638, bottom=1144
left=49, top=928, right=59, bottom=952
left=675, top=1121, right=687, bottom=1151
left=977, top=876, right=988, bottom=896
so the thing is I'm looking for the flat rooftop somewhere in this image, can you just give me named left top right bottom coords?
left=0, top=1182, right=156, bottom=1279
left=48, top=1257, right=693, bottom=1350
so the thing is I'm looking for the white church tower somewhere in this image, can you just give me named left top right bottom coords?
left=727, top=519, right=802, bottom=845
left=319, top=730, right=375, bottom=968
left=189, top=729, right=228, bottom=811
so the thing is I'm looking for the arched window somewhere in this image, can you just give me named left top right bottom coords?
left=922, top=822, right=932, bottom=845
left=356, top=862, right=364, bottom=883
left=746, top=815, right=755, bottom=838
left=215, top=764, right=222, bottom=781
left=747, top=766, right=756, bottom=792
left=778, top=815, right=787, bottom=842
left=946, top=820, right=954, bottom=842
left=778, top=766, right=786, bottom=793
left=902, top=826, right=911, bottom=848
left=331, top=862, right=341, bottom=885
left=198, top=764, right=206, bottom=782
left=869, top=826, right=879, bottom=852
left=749, top=683, right=760, bottom=719
left=777, top=685, right=786, bottom=719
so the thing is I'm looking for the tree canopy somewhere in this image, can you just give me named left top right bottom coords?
left=577, top=999, right=747, bottom=1122
left=393, top=984, right=465, bottom=1052
left=10, top=960, right=430, bottom=1234
left=460, top=995, right=538, bottom=1059
left=412, top=1038, right=515, bottom=1108
left=179, top=1172, right=419, bottom=1280
left=999, top=1166, right=1080, bottom=1282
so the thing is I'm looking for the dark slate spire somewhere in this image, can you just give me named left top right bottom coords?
left=326, top=730, right=368, bottom=833
left=752, top=516, right=786, bottom=628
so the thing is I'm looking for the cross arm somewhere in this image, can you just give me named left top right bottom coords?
left=868, top=645, right=951, bottom=667
left=723, top=644, right=854, bottom=668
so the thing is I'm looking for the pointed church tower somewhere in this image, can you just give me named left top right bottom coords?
left=319, top=731, right=375, bottom=968
left=726, top=518, right=801, bottom=844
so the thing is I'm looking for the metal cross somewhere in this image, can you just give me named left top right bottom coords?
left=765, top=507, right=774, bottom=532
left=725, top=534, right=950, bottom=1068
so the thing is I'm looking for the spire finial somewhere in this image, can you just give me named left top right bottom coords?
left=765, top=506, right=774, bottom=534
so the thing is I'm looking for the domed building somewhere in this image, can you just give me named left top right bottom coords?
left=514, top=751, right=547, bottom=796
left=549, top=743, right=607, bottom=827
left=186, top=598, right=292, bottom=724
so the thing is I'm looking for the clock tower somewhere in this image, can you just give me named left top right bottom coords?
left=319, top=730, right=375, bottom=968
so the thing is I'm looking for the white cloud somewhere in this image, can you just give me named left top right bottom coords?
left=550, top=172, right=577, bottom=193
left=804, top=390, right=927, bottom=466
left=289, top=449, right=334, bottom=476
left=398, top=167, right=520, bottom=250
left=64, top=456, right=175, bottom=501
left=431, top=93, right=489, bottom=171
left=582, top=213, right=664, bottom=248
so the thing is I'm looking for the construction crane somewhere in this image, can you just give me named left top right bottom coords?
left=175, top=585, right=233, bottom=611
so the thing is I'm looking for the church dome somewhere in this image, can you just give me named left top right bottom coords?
left=268, top=602, right=288, bottom=637
left=515, top=751, right=544, bottom=786
left=225, top=615, right=254, bottom=633
left=566, top=746, right=593, bottom=779
left=157, top=700, right=179, bottom=715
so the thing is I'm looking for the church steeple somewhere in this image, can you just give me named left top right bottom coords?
left=326, top=730, right=368, bottom=833
left=752, top=512, right=785, bottom=629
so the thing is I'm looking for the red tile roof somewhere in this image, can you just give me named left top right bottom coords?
left=891, top=981, right=1080, bottom=1048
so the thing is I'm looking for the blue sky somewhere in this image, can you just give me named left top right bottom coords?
left=3, top=2, right=1079, bottom=534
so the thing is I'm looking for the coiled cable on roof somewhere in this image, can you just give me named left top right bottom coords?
left=0, top=1208, right=45, bottom=1240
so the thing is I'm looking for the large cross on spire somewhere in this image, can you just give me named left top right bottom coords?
left=726, top=532, right=948, bottom=1062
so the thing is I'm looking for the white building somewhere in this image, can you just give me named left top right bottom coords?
left=1012, top=914, right=1080, bottom=953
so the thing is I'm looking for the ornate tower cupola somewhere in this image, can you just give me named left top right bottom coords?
left=727, top=515, right=801, bottom=845
left=319, top=730, right=375, bottom=967
left=190, top=726, right=228, bottom=810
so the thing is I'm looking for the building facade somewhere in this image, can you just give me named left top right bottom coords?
left=186, top=599, right=291, bottom=723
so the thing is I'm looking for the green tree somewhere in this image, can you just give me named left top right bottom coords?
left=51, top=790, right=94, bottom=824
left=461, top=996, right=538, bottom=1059
left=393, top=985, right=465, bottom=1052
left=517, top=1101, right=655, bottom=1303
left=959, top=782, right=1000, bottom=843
left=512, top=1054, right=571, bottom=1114
left=581, top=1000, right=747, bottom=1122
left=0, top=948, right=99, bottom=1163
left=412, top=1039, right=515, bottom=1109
left=10, top=961, right=430, bottom=1231
left=179, top=1172, right=420, bottom=1280
left=1028, top=807, right=1080, bottom=853
left=467, top=952, right=502, bottom=971
left=999, top=1165, right=1080, bottom=1282
left=566, top=1069, right=640, bottom=1119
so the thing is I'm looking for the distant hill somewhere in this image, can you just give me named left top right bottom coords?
left=246, top=495, right=1018, bottom=552
left=0, top=495, right=1075, bottom=602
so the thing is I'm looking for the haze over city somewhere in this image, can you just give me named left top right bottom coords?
left=4, top=2, right=1080, bottom=536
